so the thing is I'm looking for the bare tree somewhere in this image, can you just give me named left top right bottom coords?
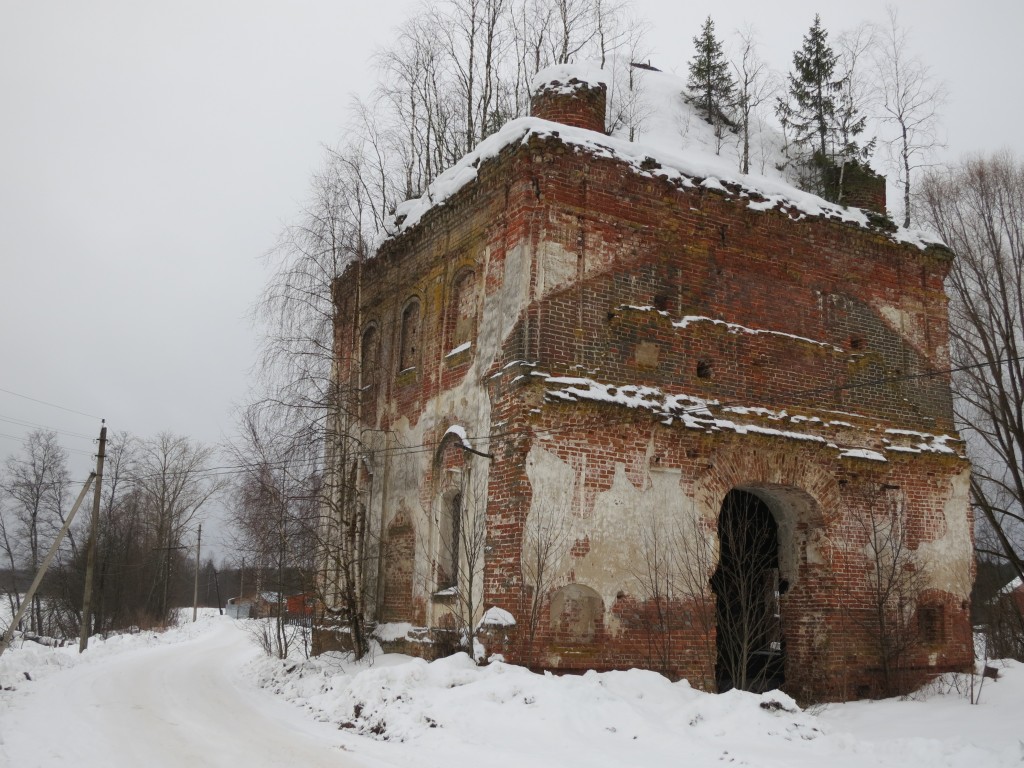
left=858, top=484, right=926, bottom=696
left=228, top=405, right=321, bottom=659
left=0, top=496, right=23, bottom=630
left=731, top=26, right=776, bottom=175
left=918, top=152, right=1024, bottom=585
left=133, top=432, right=223, bottom=621
left=629, top=505, right=719, bottom=689
left=872, top=7, right=946, bottom=227
left=520, top=499, right=570, bottom=664
left=711, top=490, right=783, bottom=693
left=2, top=430, right=72, bottom=634
left=430, top=464, right=489, bottom=656
left=255, top=147, right=378, bottom=660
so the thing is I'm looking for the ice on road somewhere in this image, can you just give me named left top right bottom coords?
left=0, top=619, right=360, bottom=767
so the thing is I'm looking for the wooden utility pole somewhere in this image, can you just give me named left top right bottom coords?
left=192, top=523, right=202, bottom=622
left=79, top=422, right=107, bottom=652
left=1, top=473, right=95, bottom=657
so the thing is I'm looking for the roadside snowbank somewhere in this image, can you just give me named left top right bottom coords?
left=3, top=616, right=1022, bottom=768
left=253, top=645, right=1024, bottom=768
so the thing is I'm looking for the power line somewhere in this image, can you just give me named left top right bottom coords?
left=0, top=385, right=101, bottom=420
left=4, top=351, right=1007, bottom=487
left=106, top=351, right=1010, bottom=486
left=0, top=413, right=97, bottom=441
left=0, top=431, right=96, bottom=458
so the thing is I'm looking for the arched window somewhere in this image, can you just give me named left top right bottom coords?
left=438, top=491, right=462, bottom=589
left=360, top=325, right=379, bottom=424
left=448, top=270, right=476, bottom=351
left=399, top=299, right=420, bottom=372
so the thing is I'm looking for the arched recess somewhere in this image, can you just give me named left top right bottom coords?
left=437, top=489, right=462, bottom=589
left=431, top=432, right=470, bottom=593
left=360, top=324, right=379, bottom=425
left=712, top=488, right=784, bottom=693
left=447, top=268, right=477, bottom=352
left=399, top=298, right=421, bottom=373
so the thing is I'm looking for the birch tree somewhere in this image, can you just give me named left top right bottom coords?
left=872, top=7, right=946, bottom=227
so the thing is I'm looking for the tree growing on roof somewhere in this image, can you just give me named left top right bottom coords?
left=731, top=26, right=776, bottom=175
left=777, top=15, right=871, bottom=202
left=686, top=16, right=735, bottom=149
left=871, top=7, right=946, bottom=227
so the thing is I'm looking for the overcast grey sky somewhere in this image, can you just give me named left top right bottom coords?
left=1, top=1, right=1020, bottom=555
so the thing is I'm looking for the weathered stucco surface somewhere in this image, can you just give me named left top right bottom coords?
left=321, top=79, right=974, bottom=701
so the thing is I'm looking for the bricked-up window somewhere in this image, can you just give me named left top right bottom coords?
left=438, top=491, right=461, bottom=589
left=399, top=299, right=421, bottom=372
left=360, top=325, right=379, bottom=424
left=449, top=269, right=477, bottom=351
left=919, top=604, right=944, bottom=645
left=549, top=584, right=603, bottom=643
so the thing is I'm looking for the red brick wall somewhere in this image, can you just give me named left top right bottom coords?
left=329, top=127, right=970, bottom=702
left=530, top=80, right=607, bottom=133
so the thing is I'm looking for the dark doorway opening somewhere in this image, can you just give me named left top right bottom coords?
left=712, top=489, right=785, bottom=693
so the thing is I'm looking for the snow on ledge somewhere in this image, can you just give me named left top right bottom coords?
left=620, top=306, right=846, bottom=352
left=839, top=448, right=888, bottom=462
left=478, top=607, right=517, bottom=628
left=443, top=424, right=473, bottom=450
left=446, top=341, right=472, bottom=358
left=540, top=374, right=963, bottom=463
left=372, top=622, right=414, bottom=642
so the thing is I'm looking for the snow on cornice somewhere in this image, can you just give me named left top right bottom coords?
left=619, top=306, right=846, bottom=352
left=536, top=373, right=963, bottom=462
left=387, top=115, right=942, bottom=250
left=530, top=62, right=609, bottom=92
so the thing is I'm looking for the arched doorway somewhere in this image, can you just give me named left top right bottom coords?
left=712, top=489, right=785, bottom=693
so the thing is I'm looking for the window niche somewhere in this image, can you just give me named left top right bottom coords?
left=360, top=324, right=379, bottom=424
left=447, top=269, right=477, bottom=356
left=437, top=490, right=462, bottom=591
left=399, top=298, right=421, bottom=374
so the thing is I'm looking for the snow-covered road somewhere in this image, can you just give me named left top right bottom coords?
left=0, top=620, right=360, bottom=768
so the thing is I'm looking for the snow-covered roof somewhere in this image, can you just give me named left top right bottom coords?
left=388, top=63, right=941, bottom=250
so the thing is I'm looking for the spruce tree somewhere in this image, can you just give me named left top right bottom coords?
left=777, top=15, right=869, bottom=200
left=687, top=17, right=735, bottom=128
left=783, top=15, right=839, bottom=162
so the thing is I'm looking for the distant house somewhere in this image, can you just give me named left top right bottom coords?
left=286, top=593, right=316, bottom=619
left=224, top=596, right=252, bottom=619
left=252, top=592, right=283, bottom=619
left=999, top=577, right=1024, bottom=614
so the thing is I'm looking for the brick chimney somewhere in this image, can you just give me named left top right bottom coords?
left=530, top=65, right=607, bottom=133
left=826, top=161, right=888, bottom=217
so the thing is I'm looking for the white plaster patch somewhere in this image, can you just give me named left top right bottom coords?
left=916, top=467, right=973, bottom=599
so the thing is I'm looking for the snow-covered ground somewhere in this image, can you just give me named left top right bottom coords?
left=2, top=614, right=1022, bottom=767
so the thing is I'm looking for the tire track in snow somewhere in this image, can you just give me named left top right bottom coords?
left=0, top=620, right=362, bottom=768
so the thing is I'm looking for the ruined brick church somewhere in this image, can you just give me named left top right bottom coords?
left=324, top=64, right=973, bottom=701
